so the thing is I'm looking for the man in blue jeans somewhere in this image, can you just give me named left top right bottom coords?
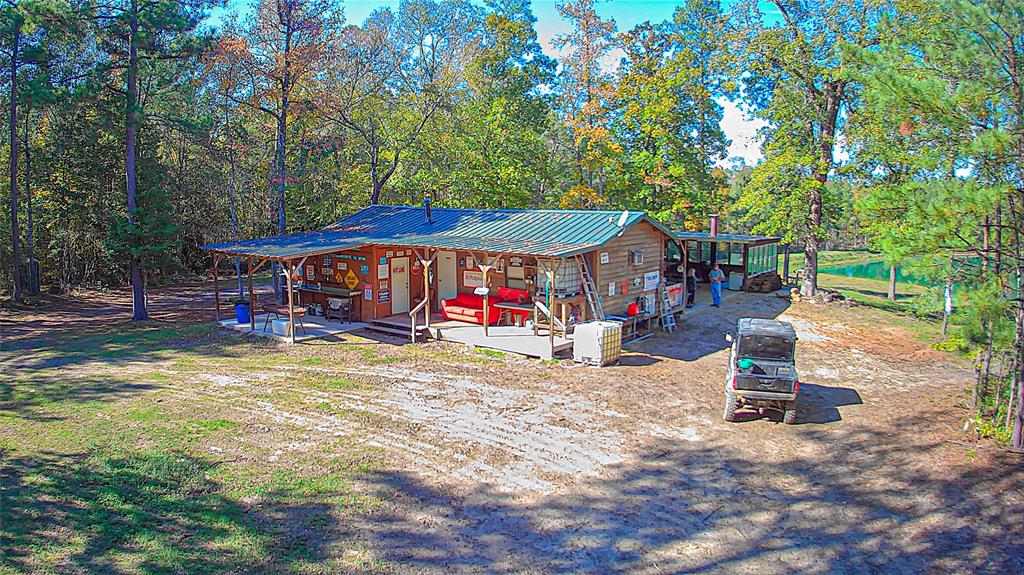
left=709, top=263, right=725, bottom=307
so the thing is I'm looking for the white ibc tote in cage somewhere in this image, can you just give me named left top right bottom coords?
left=573, top=320, right=623, bottom=366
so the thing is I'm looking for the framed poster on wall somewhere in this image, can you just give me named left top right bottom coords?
left=463, top=270, right=484, bottom=287
left=377, top=264, right=389, bottom=280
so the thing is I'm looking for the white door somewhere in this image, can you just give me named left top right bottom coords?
left=390, top=257, right=410, bottom=314
left=437, top=251, right=457, bottom=301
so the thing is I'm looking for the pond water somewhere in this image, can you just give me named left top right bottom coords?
left=818, top=259, right=934, bottom=286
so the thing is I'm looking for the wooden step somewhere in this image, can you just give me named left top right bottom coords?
left=364, top=322, right=428, bottom=341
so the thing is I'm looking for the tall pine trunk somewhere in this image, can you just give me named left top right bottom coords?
left=8, top=26, right=22, bottom=303
left=225, top=121, right=243, bottom=299
left=23, top=109, right=36, bottom=294
left=126, top=0, right=148, bottom=321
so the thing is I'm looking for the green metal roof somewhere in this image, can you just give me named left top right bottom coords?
left=202, top=204, right=676, bottom=260
left=676, top=231, right=781, bottom=245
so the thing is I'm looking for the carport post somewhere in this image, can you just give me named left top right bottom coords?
left=286, top=259, right=296, bottom=344
left=248, top=256, right=256, bottom=331
left=212, top=253, right=221, bottom=322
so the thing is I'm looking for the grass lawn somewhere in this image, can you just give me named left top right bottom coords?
left=0, top=322, right=399, bottom=574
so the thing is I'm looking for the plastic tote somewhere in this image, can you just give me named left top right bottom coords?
left=234, top=301, right=251, bottom=323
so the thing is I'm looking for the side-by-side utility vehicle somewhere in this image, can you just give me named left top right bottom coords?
left=723, top=318, right=800, bottom=424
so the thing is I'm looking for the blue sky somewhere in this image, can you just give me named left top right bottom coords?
left=215, top=0, right=772, bottom=165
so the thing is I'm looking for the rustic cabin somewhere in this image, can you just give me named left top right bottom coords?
left=201, top=203, right=685, bottom=359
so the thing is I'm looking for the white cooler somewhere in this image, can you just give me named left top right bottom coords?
left=573, top=321, right=623, bottom=366
left=271, top=318, right=291, bottom=336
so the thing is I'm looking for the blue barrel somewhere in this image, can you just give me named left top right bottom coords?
left=234, top=301, right=251, bottom=324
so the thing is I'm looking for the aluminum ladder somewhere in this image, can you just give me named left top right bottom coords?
left=658, top=281, right=677, bottom=332
left=574, top=255, right=605, bottom=320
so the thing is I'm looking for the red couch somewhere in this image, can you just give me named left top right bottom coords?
left=441, top=288, right=531, bottom=325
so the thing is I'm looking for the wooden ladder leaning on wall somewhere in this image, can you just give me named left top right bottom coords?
left=574, top=255, right=605, bottom=321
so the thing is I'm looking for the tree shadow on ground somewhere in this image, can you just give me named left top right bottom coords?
left=354, top=415, right=1022, bottom=574
left=0, top=448, right=354, bottom=575
left=0, top=374, right=157, bottom=423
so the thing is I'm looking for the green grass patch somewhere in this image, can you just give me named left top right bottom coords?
left=474, top=347, right=506, bottom=358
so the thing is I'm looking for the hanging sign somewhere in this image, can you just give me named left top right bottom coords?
left=344, top=269, right=360, bottom=289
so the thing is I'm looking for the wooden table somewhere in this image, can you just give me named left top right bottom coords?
left=493, top=302, right=534, bottom=327
left=262, top=304, right=307, bottom=335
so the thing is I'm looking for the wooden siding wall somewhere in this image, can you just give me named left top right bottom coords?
left=591, top=221, right=667, bottom=316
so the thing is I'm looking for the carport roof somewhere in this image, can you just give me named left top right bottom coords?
left=201, top=205, right=677, bottom=260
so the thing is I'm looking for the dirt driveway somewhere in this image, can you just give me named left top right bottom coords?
left=2, top=285, right=1022, bottom=574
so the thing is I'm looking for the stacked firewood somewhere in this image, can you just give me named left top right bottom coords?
left=744, top=272, right=783, bottom=293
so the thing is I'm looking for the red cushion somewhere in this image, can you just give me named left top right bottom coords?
left=497, top=287, right=529, bottom=303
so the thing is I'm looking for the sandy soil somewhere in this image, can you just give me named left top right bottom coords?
left=3, top=284, right=1022, bottom=574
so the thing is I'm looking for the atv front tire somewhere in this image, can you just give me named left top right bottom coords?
left=723, top=391, right=738, bottom=422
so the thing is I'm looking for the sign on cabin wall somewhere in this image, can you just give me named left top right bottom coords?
left=377, top=264, right=389, bottom=280
left=360, top=265, right=369, bottom=275
left=364, top=284, right=372, bottom=300
left=323, top=256, right=332, bottom=266
left=337, top=262, right=347, bottom=271
left=344, top=269, right=360, bottom=290
left=379, top=280, right=388, bottom=290
left=608, top=282, right=615, bottom=296
left=510, top=256, right=524, bottom=267
left=643, top=271, right=660, bottom=292
left=378, top=290, right=390, bottom=304
left=464, top=270, right=484, bottom=287
left=306, top=265, right=316, bottom=279
left=600, top=252, right=610, bottom=264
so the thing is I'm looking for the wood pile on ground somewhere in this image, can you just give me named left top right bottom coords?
left=744, top=272, right=783, bottom=293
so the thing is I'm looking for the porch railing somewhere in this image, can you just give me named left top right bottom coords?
left=533, top=300, right=565, bottom=335
left=408, top=298, right=430, bottom=343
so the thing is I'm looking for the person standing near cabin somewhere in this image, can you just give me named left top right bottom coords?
left=709, top=264, right=725, bottom=307
left=686, top=268, right=697, bottom=308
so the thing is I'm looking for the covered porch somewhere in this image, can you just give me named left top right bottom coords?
left=369, top=314, right=574, bottom=360
left=219, top=313, right=369, bottom=343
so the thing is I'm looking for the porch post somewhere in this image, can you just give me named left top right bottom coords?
left=546, top=258, right=556, bottom=352
left=424, top=249, right=435, bottom=329
left=286, top=259, right=296, bottom=344
left=212, top=253, right=221, bottom=322
left=783, top=244, right=791, bottom=283
left=247, top=256, right=256, bottom=331
left=482, top=264, right=490, bottom=337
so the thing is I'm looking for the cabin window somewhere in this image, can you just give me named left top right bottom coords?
left=716, top=242, right=730, bottom=264
left=730, top=243, right=744, bottom=266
